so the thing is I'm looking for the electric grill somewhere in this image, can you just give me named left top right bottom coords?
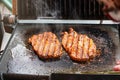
left=0, top=0, right=120, bottom=80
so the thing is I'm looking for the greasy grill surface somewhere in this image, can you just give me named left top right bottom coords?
left=28, top=32, right=62, bottom=59
left=17, top=0, right=107, bottom=19
left=62, top=28, right=97, bottom=61
left=0, top=24, right=119, bottom=75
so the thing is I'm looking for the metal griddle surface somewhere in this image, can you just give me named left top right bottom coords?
left=0, top=24, right=119, bottom=75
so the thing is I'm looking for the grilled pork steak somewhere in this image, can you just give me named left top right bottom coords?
left=28, top=32, right=62, bottom=59
left=62, top=28, right=98, bottom=61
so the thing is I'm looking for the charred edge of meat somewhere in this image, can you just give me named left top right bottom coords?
left=28, top=32, right=63, bottom=60
left=62, top=28, right=100, bottom=62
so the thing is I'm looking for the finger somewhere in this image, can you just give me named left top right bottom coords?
left=113, top=65, right=120, bottom=71
left=116, top=60, right=120, bottom=65
left=114, top=0, right=120, bottom=9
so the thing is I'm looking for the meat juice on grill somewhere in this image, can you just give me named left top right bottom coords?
left=28, top=28, right=100, bottom=61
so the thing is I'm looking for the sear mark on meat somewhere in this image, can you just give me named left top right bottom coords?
left=62, top=28, right=99, bottom=62
left=28, top=32, right=63, bottom=59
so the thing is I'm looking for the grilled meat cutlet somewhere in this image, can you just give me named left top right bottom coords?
left=62, top=28, right=98, bottom=61
left=28, top=32, right=62, bottom=59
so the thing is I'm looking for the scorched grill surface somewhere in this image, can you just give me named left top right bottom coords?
left=0, top=24, right=119, bottom=75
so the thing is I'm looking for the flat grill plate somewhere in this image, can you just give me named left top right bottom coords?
left=0, top=24, right=119, bottom=75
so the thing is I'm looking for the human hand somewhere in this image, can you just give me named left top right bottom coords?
left=98, top=0, right=120, bottom=12
left=113, top=60, right=120, bottom=71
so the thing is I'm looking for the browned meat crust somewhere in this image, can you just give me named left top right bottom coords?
left=62, top=28, right=98, bottom=61
left=29, top=32, right=62, bottom=59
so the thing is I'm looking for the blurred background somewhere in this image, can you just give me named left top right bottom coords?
left=0, top=0, right=15, bottom=54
